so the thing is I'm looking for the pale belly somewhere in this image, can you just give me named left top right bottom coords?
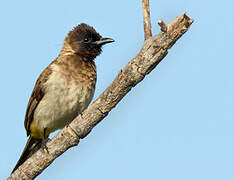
left=32, top=74, right=94, bottom=137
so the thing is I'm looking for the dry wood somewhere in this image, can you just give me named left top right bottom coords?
left=8, top=13, right=194, bottom=180
left=142, top=0, right=152, bottom=40
left=158, top=20, right=168, bottom=32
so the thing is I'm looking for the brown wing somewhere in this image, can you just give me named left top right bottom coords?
left=24, top=64, right=53, bottom=136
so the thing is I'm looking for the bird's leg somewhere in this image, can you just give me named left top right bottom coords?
left=41, top=128, right=50, bottom=153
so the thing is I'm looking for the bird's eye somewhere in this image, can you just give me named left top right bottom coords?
left=84, top=37, right=91, bottom=42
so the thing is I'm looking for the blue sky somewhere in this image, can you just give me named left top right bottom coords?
left=1, top=0, right=234, bottom=179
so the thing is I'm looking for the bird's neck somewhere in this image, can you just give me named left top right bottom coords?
left=56, top=41, right=96, bottom=80
left=59, top=41, right=76, bottom=57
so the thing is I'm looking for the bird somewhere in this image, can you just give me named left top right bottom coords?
left=11, top=23, right=114, bottom=173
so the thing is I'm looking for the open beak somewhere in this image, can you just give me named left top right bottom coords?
left=94, top=37, right=114, bottom=46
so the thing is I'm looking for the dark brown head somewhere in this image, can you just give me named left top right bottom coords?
left=65, top=23, right=114, bottom=60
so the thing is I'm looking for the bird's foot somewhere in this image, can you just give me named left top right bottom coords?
left=42, top=128, right=50, bottom=153
left=41, top=138, right=50, bottom=153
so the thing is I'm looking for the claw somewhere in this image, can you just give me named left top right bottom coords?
left=41, top=138, right=50, bottom=153
left=42, top=128, right=50, bottom=153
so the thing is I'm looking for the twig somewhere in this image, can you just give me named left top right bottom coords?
left=142, top=0, right=152, bottom=40
left=158, top=20, right=168, bottom=32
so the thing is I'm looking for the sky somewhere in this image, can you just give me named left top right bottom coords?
left=1, top=0, right=234, bottom=179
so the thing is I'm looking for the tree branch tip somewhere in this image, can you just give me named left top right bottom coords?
left=182, top=12, right=194, bottom=25
left=188, top=19, right=194, bottom=25
left=182, top=12, right=189, bottom=18
left=158, top=20, right=168, bottom=32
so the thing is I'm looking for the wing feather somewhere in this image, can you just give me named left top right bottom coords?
left=24, top=64, right=53, bottom=136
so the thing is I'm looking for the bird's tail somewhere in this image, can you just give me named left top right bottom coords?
left=11, top=136, right=42, bottom=174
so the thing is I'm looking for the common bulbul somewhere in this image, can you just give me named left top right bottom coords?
left=11, top=23, right=114, bottom=173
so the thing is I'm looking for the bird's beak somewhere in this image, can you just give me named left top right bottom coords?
left=94, top=37, right=114, bottom=46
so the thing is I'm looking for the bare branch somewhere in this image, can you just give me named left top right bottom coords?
left=158, top=20, right=168, bottom=32
left=142, top=0, right=152, bottom=40
left=8, top=13, right=194, bottom=180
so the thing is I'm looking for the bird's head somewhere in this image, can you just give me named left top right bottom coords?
left=64, top=23, right=114, bottom=60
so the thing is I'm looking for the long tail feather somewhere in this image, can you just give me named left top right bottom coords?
left=11, top=136, right=42, bottom=174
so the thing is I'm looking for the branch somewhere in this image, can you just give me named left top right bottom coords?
left=8, top=13, right=194, bottom=180
left=142, top=0, right=152, bottom=40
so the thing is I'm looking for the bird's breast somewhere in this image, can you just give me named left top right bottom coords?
left=32, top=63, right=96, bottom=136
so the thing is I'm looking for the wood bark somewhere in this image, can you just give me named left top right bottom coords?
left=142, top=0, right=152, bottom=40
left=8, top=10, right=194, bottom=180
